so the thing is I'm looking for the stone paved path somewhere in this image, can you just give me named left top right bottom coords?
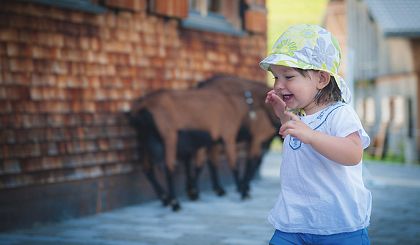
left=0, top=152, right=419, bottom=245
left=363, top=162, right=420, bottom=245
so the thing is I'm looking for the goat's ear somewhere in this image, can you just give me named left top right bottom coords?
left=316, top=71, right=330, bottom=89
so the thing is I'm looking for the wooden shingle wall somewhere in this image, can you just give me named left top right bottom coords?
left=0, top=1, right=266, bottom=189
left=0, top=0, right=267, bottom=230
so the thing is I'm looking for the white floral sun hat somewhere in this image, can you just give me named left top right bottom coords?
left=260, top=24, right=351, bottom=103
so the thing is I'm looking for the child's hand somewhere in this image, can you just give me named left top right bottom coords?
left=279, top=111, right=314, bottom=144
left=265, top=90, right=287, bottom=119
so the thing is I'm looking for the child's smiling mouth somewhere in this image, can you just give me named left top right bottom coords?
left=283, top=94, right=293, bottom=102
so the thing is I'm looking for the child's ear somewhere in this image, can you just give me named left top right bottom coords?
left=317, top=71, right=331, bottom=89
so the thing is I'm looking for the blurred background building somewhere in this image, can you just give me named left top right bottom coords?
left=324, top=0, right=420, bottom=164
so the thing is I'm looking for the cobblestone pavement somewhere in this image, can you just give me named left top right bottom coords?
left=0, top=152, right=419, bottom=245
left=363, top=161, right=420, bottom=245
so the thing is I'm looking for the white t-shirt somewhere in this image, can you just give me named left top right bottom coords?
left=268, top=102, right=371, bottom=235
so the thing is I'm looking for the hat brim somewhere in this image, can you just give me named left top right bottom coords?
left=259, top=54, right=352, bottom=103
left=259, top=54, right=315, bottom=71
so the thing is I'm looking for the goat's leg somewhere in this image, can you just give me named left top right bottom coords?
left=207, top=146, right=226, bottom=196
left=249, top=154, right=264, bottom=181
left=163, top=133, right=181, bottom=211
left=144, top=167, right=170, bottom=206
left=239, top=156, right=259, bottom=200
left=232, top=169, right=240, bottom=193
left=240, top=137, right=264, bottom=199
left=207, top=159, right=226, bottom=196
left=183, top=155, right=199, bottom=201
left=163, top=165, right=181, bottom=211
left=191, top=164, right=203, bottom=200
left=223, top=138, right=241, bottom=193
left=189, top=147, right=209, bottom=199
left=249, top=139, right=272, bottom=181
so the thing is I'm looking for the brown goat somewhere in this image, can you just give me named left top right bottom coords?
left=196, top=75, right=280, bottom=198
left=239, top=108, right=278, bottom=196
left=130, top=87, right=253, bottom=210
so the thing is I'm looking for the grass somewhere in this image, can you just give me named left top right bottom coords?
left=269, top=137, right=283, bottom=152
left=363, top=152, right=406, bottom=165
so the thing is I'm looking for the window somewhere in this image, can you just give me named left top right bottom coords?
left=365, top=97, right=375, bottom=125
left=189, top=0, right=222, bottom=16
left=390, top=96, right=405, bottom=127
left=356, top=99, right=364, bottom=121
left=182, top=0, right=244, bottom=35
left=381, top=97, right=390, bottom=123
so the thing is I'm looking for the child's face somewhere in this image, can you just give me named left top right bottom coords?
left=270, top=65, right=323, bottom=115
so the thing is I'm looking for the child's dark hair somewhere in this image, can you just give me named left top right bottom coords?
left=296, top=68, right=342, bottom=104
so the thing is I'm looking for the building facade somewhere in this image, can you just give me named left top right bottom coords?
left=0, top=0, right=268, bottom=230
left=325, top=0, right=420, bottom=163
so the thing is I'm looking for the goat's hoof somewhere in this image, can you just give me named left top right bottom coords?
left=239, top=184, right=250, bottom=194
left=187, top=189, right=199, bottom=201
left=171, top=200, right=181, bottom=212
left=241, top=191, right=251, bottom=200
left=214, top=187, right=226, bottom=196
left=160, top=195, right=170, bottom=206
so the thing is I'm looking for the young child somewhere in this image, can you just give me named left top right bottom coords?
left=261, top=24, right=371, bottom=244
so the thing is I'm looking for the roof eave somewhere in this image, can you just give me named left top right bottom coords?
left=384, top=31, right=420, bottom=38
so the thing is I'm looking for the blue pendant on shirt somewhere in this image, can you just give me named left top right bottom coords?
left=289, top=136, right=302, bottom=150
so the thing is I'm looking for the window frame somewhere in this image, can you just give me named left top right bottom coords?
left=181, top=0, right=245, bottom=36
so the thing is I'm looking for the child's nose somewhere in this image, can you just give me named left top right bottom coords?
left=274, top=79, right=285, bottom=91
